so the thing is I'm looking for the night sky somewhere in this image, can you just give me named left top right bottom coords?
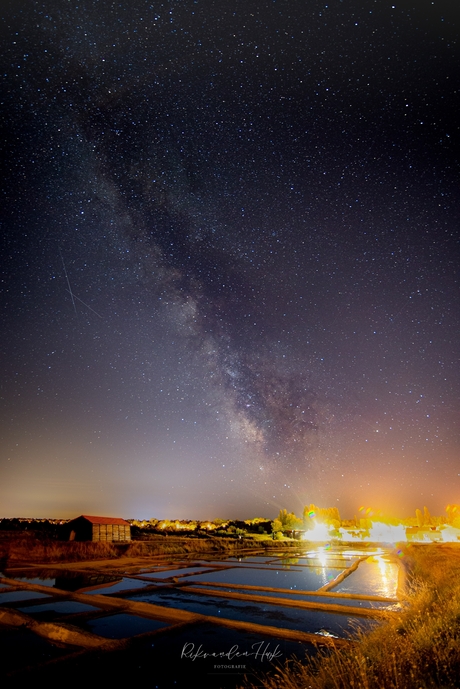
left=1, top=0, right=459, bottom=520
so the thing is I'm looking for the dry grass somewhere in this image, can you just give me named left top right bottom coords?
left=0, top=532, right=265, bottom=564
left=124, top=536, right=265, bottom=557
left=0, top=534, right=120, bottom=563
left=242, top=544, right=460, bottom=689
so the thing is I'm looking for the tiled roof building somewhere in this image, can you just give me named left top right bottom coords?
left=66, top=515, right=131, bottom=542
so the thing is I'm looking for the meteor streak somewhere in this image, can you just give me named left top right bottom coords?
left=59, top=248, right=77, bottom=316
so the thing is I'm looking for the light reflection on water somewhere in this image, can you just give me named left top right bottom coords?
left=194, top=549, right=399, bottom=601
left=335, top=554, right=399, bottom=598
left=317, top=546, right=334, bottom=587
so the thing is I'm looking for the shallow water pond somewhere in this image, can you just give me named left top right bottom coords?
left=87, top=612, right=168, bottom=638
left=128, top=587, right=376, bottom=638
left=141, top=566, right=216, bottom=579
left=0, top=590, right=50, bottom=603
left=185, top=562, right=342, bottom=589
left=334, top=554, right=399, bottom=598
left=19, top=600, right=99, bottom=615
left=4, top=569, right=121, bottom=592
left=190, top=584, right=395, bottom=609
left=84, top=577, right=152, bottom=595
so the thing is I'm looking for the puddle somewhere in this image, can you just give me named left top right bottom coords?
left=0, top=590, right=51, bottom=603
left=85, top=577, right=152, bottom=595
left=5, top=570, right=122, bottom=592
left=19, top=600, right=99, bottom=615
left=141, top=566, right=213, bottom=579
left=87, top=613, right=168, bottom=638
left=185, top=564, right=342, bottom=590
left=334, top=556, right=399, bottom=598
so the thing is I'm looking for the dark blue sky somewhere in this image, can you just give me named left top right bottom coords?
left=1, top=0, right=459, bottom=519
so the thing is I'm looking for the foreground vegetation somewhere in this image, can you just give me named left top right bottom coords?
left=243, top=544, right=460, bottom=689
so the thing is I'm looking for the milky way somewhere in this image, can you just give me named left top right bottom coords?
left=1, top=0, right=459, bottom=519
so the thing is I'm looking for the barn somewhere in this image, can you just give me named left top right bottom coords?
left=66, top=515, right=131, bottom=542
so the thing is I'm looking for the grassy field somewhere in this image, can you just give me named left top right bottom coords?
left=242, top=543, right=460, bottom=689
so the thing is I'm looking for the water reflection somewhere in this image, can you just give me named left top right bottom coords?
left=7, top=570, right=121, bottom=592
left=316, top=546, right=333, bottom=587
left=334, top=552, right=399, bottom=598
left=368, top=553, right=398, bottom=599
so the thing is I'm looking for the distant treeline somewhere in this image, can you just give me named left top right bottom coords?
left=0, top=517, right=274, bottom=540
left=0, top=518, right=63, bottom=538
left=1, top=504, right=459, bottom=539
left=129, top=517, right=273, bottom=539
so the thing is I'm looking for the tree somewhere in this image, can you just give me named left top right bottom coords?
left=272, top=518, right=283, bottom=534
left=272, top=509, right=303, bottom=534
left=446, top=505, right=460, bottom=525
left=303, top=504, right=341, bottom=528
left=423, top=506, right=432, bottom=526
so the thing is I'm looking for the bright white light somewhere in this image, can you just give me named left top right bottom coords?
left=317, top=546, right=328, bottom=568
left=368, top=522, right=406, bottom=544
left=441, top=525, right=460, bottom=543
left=301, top=521, right=331, bottom=542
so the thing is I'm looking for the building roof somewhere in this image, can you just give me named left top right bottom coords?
left=76, top=515, right=130, bottom=526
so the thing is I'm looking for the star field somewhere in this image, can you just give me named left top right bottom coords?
left=1, top=0, right=459, bottom=519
